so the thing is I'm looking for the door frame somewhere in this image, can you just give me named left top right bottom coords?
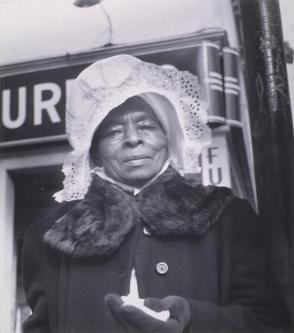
left=0, top=145, right=68, bottom=332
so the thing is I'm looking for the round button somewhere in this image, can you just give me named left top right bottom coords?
left=156, top=262, right=168, bottom=275
left=143, top=227, right=151, bottom=236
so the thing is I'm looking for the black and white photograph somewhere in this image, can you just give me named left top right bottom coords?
left=0, top=0, right=294, bottom=332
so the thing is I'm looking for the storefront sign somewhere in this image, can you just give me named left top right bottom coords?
left=201, top=133, right=231, bottom=187
left=0, top=64, right=87, bottom=146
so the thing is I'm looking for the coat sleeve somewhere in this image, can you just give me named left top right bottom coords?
left=187, top=198, right=288, bottom=332
left=22, top=222, right=51, bottom=333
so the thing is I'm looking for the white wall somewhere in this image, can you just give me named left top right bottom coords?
left=0, top=0, right=238, bottom=65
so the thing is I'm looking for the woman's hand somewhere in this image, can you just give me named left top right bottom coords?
left=105, top=293, right=191, bottom=333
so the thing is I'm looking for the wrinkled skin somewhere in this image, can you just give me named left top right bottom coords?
left=91, top=97, right=168, bottom=187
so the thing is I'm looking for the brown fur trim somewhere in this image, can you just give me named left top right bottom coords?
left=137, top=174, right=234, bottom=236
left=44, top=167, right=234, bottom=257
left=44, top=176, right=140, bottom=257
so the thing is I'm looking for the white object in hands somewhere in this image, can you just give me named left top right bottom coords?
left=123, top=268, right=170, bottom=322
left=121, top=295, right=170, bottom=322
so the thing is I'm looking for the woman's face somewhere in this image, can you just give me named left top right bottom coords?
left=92, top=97, right=168, bottom=187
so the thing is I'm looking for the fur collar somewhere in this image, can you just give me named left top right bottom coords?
left=44, top=167, right=234, bottom=257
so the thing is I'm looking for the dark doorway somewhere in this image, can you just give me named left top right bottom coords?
left=11, top=165, right=63, bottom=328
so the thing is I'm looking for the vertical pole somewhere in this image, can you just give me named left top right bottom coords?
left=0, top=170, right=16, bottom=333
left=238, top=0, right=294, bottom=325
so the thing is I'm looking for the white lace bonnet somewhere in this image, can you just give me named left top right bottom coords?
left=54, top=54, right=211, bottom=202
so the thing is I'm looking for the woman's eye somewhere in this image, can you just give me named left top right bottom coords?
left=138, top=124, right=156, bottom=131
left=105, top=128, right=123, bottom=138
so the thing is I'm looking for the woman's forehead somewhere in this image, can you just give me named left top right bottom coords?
left=102, top=98, right=159, bottom=126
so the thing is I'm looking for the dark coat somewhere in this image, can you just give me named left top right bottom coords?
left=22, top=168, right=286, bottom=333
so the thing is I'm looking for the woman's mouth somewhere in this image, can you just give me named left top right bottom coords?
left=124, top=155, right=151, bottom=166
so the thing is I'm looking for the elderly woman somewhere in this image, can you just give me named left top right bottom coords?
left=22, top=55, right=284, bottom=332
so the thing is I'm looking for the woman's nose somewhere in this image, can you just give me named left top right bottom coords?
left=124, top=125, right=142, bottom=147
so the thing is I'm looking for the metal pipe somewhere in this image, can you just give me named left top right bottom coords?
left=237, top=0, right=294, bottom=325
left=100, top=3, right=113, bottom=46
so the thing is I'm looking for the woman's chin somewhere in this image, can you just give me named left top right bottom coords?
left=121, top=168, right=159, bottom=187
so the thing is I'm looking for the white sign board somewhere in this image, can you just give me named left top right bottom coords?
left=201, top=132, right=231, bottom=188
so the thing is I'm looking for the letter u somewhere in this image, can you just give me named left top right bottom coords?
left=209, top=168, right=222, bottom=185
left=2, top=87, right=26, bottom=129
